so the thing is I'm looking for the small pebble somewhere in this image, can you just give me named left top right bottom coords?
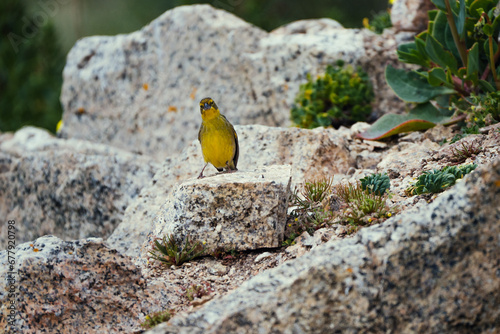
left=254, top=252, right=273, bottom=263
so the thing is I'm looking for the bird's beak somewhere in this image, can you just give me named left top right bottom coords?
left=203, top=102, right=210, bottom=110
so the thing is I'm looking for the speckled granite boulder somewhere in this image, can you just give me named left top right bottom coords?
left=0, top=236, right=154, bottom=333
left=142, top=166, right=291, bottom=259
left=108, top=125, right=354, bottom=257
left=0, top=127, right=159, bottom=250
left=59, top=4, right=401, bottom=160
left=391, top=0, right=434, bottom=32
left=145, top=157, right=500, bottom=333
left=60, top=5, right=265, bottom=159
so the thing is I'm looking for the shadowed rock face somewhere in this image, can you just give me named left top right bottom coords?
left=0, top=236, right=156, bottom=333
left=145, top=157, right=500, bottom=334
left=59, top=4, right=401, bottom=160
left=0, top=127, right=159, bottom=249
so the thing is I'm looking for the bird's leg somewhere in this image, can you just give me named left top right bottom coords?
left=225, top=161, right=237, bottom=173
left=198, top=163, right=209, bottom=179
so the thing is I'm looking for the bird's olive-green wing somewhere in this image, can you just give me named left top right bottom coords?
left=233, top=127, right=239, bottom=169
left=221, top=114, right=239, bottom=169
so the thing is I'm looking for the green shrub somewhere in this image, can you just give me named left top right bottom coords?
left=0, top=0, right=64, bottom=133
left=361, top=0, right=500, bottom=140
left=406, top=164, right=477, bottom=195
left=291, top=60, right=374, bottom=129
left=360, top=173, right=390, bottom=195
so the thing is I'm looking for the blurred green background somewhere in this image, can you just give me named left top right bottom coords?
left=0, top=0, right=388, bottom=133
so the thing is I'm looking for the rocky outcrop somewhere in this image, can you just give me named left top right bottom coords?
left=146, top=157, right=500, bottom=334
left=2, top=3, right=499, bottom=333
left=0, top=127, right=159, bottom=249
left=0, top=236, right=154, bottom=333
left=59, top=5, right=402, bottom=160
left=143, top=166, right=291, bottom=258
left=107, top=124, right=355, bottom=258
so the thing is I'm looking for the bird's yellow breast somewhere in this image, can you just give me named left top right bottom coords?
left=199, top=115, right=236, bottom=169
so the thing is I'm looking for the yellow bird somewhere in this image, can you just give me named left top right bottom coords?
left=197, top=97, right=239, bottom=179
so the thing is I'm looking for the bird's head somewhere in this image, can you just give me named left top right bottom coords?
left=199, top=97, right=219, bottom=121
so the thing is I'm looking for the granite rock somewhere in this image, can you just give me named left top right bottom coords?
left=107, top=125, right=354, bottom=257
left=60, top=5, right=265, bottom=159
left=391, top=0, right=434, bottom=32
left=60, top=4, right=401, bottom=160
left=142, top=166, right=291, bottom=260
left=145, top=157, right=500, bottom=334
left=0, top=236, right=153, bottom=333
left=0, top=127, right=159, bottom=249
left=376, top=139, right=440, bottom=177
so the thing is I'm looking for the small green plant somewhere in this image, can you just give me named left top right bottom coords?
left=444, top=164, right=477, bottom=179
left=292, top=178, right=333, bottom=211
left=359, top=0, right=500, bottom=140
left=363, top=10, right=392, bottom=34
left=291, top=60, right=374, bottom=129
left=461, top=91, right=500, bottom=127
left=149, top=234, right=205, bottom=267
left=335, top=182, right=394, bottom=226
left=450, top=141, right=482, bottom=162
left=185, top=282, right=212, bottom=302
left=282, top=231, right=299, bottom=247
left=141, top=309, right=173, bottom=330
left=406, top=164, right=477, bottom=195
left=288, top=177, right=395, bottom=240
left=289, top=178, right=335, bottom=234
left=360, top=173, right=391, bottom=195
left=407, top=170, right=456, bottom=195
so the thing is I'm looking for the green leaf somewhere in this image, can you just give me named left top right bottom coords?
left=456, top=0, right=466, bottom=38
left=444, top=24, right=462, bottom=65
left=425, top=34, right=458, bottom=73
left=428, top=9, right=438, bottom=21
left=357, top=102, right=456, bottom=140
left=479, top=79, right=496, bottom=92
left=431, top=0, right=447, bottom=11
left=483, top=23, right=494, bottom=36
left=397, top=42, right=430, bottom=67
left=466, top=42, right=480, bottom=81
left=469, top=0, right=495, bottom=19
left=428, top=67, right=454, bottom=87
left=484, top=38, right=498, bottom=56
left=492, top=15, right=500, bottom=38
left=432, top=10, right=449, bottom=45
left=415, top=32, right=429, bottom=56
left=434, top=94, right=453, bottom=112
left=385, top=65, right=456, bottom=103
